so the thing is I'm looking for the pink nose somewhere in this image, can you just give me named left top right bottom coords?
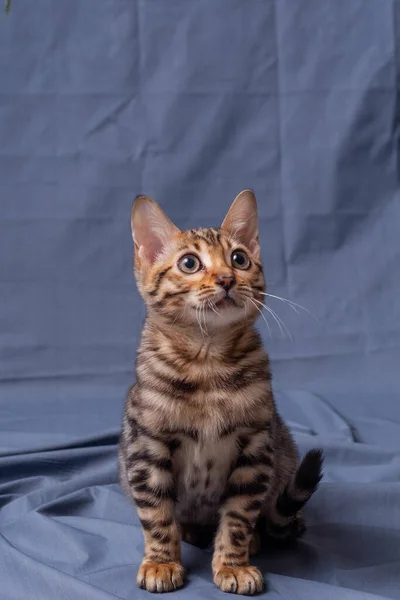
left=216, top=274, right=235, bottom=291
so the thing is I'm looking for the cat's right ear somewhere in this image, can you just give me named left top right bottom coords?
left=221, top=190, right=260, bottom=257
left=131, top=195, right=180, bottom=267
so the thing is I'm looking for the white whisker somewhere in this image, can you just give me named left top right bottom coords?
left=247, top=297, right=272, bottom=338
left=202, top=301, right=208, bottom=335
left=266, top=305, right=292, bottom=340
left=259, top=292, right=317, bottom=321
left=252, top=297, right=292, bottom=340
left=196, top=305, right=207, bottom=337
left=208, top=300, right=220, bottom=316
left=200, top=302, right=206, bottom=336
left=239, top=285, right=317, bottom=323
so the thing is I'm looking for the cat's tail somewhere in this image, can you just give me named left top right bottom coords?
left=261, top=449, right=323, bottom=543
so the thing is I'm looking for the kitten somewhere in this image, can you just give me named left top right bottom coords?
left=119, top=190, right=323, bottom=595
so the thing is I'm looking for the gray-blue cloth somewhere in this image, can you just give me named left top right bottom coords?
left=0, top=1, right=399, bottom=599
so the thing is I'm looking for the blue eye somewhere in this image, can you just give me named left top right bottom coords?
left=178, top=254, right=201, bottom=274
left=232, top=251, right=250, bottom=270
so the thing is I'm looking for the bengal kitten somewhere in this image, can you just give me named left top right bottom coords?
left=119, top=190, right=323, bottom=595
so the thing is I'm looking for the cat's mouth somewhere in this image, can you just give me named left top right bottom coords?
left=214, top=294, right=237, bottom=309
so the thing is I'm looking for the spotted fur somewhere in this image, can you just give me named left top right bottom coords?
left=119, top=191, right=323, bottom=595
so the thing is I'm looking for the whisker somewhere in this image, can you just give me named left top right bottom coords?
left=266, top=305, right=291, bottom=340
left=259, top=292, right=317, bottom=321
left=196, top=305, right=207, bottom=337
left=239, top=285, right=317, bottom=322
left=204, top=301, right=209, bottom=334
left=201, top=301, right=208, bottom=335
left=199, top=304, right=205, bottom=335
left=251, top=297, right=292, bottom=340
left=247, top=297, right=272, bottom=338
left=208, top=300, right=220, bottom=316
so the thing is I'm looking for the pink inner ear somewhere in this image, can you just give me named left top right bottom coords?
left=139, top=235, right=164, bottom=265
left=138, top=245, right=147, bottom=262
left=249, top=238, right=260, bottom=257
left=132, top=197, right=181, bottom=265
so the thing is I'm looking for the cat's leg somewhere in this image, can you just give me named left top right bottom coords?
left=212, top=430, right=274, bottom=595
left=122, top=436, right=184, bottom=593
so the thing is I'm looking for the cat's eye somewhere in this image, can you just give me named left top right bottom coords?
left=231, top=250, right=250, bottom=270
left=178, top=254, right=202, bottom=274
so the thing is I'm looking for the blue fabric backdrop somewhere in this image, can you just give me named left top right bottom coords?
left=0, top=1, right=399, bottom=599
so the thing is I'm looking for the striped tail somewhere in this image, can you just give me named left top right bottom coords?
left=262, top=449, right=323, bottom=543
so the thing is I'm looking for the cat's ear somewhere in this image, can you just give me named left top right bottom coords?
left=131, top=195, right=180, bottom=266
left=221, top=190, right=260, bottom=257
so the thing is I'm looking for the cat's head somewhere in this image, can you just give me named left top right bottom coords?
left=131, top=190, right=265, bottom=329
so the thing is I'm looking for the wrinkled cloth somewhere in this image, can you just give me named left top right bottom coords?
left=0, top=1, right=399, bottom=599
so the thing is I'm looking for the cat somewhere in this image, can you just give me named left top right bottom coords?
left=119, top=190, right=323, bottom=595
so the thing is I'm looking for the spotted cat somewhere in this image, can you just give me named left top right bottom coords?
left=119, top=190, right=323, bottom=595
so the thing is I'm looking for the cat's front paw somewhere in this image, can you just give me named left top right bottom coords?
left=137, top=560, right=185, bottom=593
left=214, top=565, right=264, bottom=595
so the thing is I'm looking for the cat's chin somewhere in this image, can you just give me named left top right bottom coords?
left=188, top=303, right=250, bottom=329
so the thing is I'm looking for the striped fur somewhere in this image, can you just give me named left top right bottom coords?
left=119, top=191, right=323, bottom=595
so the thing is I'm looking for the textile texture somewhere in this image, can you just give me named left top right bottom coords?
left=0, top=1, right=399, bottom=599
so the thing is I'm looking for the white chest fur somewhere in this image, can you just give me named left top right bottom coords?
left=173, top=434, right=237, bottom=525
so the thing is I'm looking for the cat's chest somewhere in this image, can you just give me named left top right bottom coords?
left=173, top=435, right=237, bottom=524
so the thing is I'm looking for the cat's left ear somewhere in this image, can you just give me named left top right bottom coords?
left=131, top=195, right=180, bottom=266
left=221, top=190, right=260, bottom=257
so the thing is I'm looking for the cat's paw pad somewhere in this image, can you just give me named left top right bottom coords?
left=214, top=565, right=264, bottom=595
left=137, top=561, right=185, bottom=593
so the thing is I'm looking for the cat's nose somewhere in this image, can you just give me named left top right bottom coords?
left=216, top=274, right=235, bottom=291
